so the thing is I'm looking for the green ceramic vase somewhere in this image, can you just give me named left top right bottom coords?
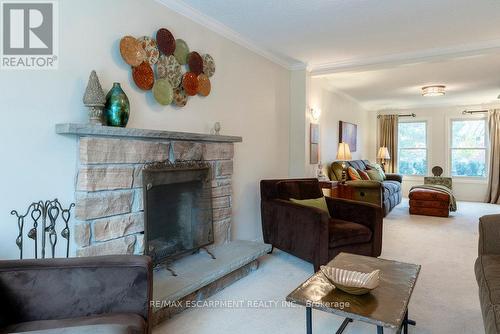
left=104, top=82, right=130, bottom=127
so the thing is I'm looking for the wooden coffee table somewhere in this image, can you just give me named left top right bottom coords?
left=286, top=253, right=421, bottom=334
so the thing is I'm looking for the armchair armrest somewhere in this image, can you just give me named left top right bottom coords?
left=478, top=215, right=500, bottom=255
left=326, top=197, right=383, bottom=256
left=385, top=173, right=403, bottom=183
left=261, top=199, right=330, bottom=269
left=0, top=255, right=152, bottom=328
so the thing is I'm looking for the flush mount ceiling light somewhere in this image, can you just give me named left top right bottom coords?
left=421, top=85, right=446, bottom=97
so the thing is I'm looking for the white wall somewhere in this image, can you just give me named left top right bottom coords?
left=309, top=78, right=376, bottom=177
left=0, top=0, right=290, bottom=259
left=378, top=104, right=499, bottom=202
left=289, top=70, right=308, bottom=177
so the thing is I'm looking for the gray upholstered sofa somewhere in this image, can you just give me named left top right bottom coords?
left=475, top=214, right=500, bottom=334
left=329, top=160, right=403, bottom=216
left=0, top=255, right=152, bottom=334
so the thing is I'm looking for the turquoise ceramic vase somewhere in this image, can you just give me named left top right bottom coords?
left=104, top=83, right=130, bottom=127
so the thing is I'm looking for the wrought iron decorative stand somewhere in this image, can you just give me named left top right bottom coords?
left=11, top=199, right=75, bottom=259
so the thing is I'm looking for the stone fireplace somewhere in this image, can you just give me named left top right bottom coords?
left=57, top=123, right=271, bottom=324
left=71, top=134, right=235, bottom=256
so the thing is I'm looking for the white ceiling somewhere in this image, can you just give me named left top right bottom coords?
left=163, top=0, right=500, bottom=109
left=317, top=53, right=500, bottom=110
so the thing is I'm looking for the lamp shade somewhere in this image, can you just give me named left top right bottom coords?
left=336, top=142, right=352, bottom=161
left=377, top=147, right=390, bottom=160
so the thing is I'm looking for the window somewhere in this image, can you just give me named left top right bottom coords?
left=398, top=122, right=428, bottom=176
left=450, top=119, right=487, bottom=177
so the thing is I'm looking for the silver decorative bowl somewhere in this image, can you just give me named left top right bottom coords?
left=320, top=266, right=380, bottom=295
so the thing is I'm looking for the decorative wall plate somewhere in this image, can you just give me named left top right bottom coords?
left=157, top=55, right=182, bottom=88
left=132, top=62, right=154, bottom=90
left=182, top=72, right=199, bottom=96
left=120, top=36, right=146, bottom=67
left=153, top=78, right=173, bottom=105
left=174, top=39, right=189, bottom=65
left=188, top=51, right=204, bottom=75
left=156, top=28, right=176, bottom=55
left=197, top=74, right=211, bottom=96
left=173, top=87, right=188, bottom=107
left=202, top=54, right=216, bottom=77
left=138, top=36, right=159, bottom=65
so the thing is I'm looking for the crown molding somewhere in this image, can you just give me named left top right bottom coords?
left=156, top=0, right=305, bottom=70
left=311, top=38, right=500, bottom=75
left=367, top=99, right=500, bottom=112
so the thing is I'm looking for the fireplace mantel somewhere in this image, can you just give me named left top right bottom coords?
left=56, top=123, right=243, bottom=143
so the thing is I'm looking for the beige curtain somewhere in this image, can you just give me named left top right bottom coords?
left=486, top=109, right=500, bottom=204
left=378, top=115, right=399, bottom=173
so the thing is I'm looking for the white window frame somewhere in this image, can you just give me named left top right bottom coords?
left=448, top=117, right=488, bottom=179
left=397, top=120, right=429, bottom=177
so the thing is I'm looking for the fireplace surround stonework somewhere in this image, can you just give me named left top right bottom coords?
left=73, top=135, right=236, bottom=256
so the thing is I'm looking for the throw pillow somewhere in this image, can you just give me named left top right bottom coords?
left=367, top=163, right=386, bottom=180
left=366, top=169, right=384, bottom=182
left=290, top=197, right=331, bottom=217
left=357, top=169, right=370, bottom=180
left=347, top=166, right=362, bottom=180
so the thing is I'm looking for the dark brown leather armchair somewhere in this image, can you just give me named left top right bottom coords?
left=261, top=178, right=383, bottom=271
left=0, top=255, right=152, bottom=334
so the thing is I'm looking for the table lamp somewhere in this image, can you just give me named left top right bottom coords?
left=336, top=142, right=352, bottom=184
left=377, top=147, right=391, bottom=172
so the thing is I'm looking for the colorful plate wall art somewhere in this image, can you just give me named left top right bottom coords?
left=157, top=55, right=182, bottom=88
left=138, top=36, right=159, bottom=65
left=153, top=79, right=174, bottom=105
left=183, top=72, right=199, bottom=96
left=197, top=74, right=211, bottom=97
left=156, top=28, right=176, bottom=55
left=174, top=39, right=189, bottom=65
left=132, top=62, right=154, bottom=90
left=120, top=36, right=146, bottom=67
left=173, top=87, right=188, bottom=107
left=188, top=51, right=204, bottom=75
left=202, top=54, right=216, bottom=77
left=118, top=28, right=215, bottom=108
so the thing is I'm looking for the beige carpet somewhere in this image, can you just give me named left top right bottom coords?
left=154, top=199, right=500, bottom=334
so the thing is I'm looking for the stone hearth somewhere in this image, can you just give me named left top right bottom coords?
left=57, top=123, right=270, bottom=323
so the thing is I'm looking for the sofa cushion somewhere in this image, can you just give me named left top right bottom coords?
left=329, top=219, right=372, bottom=248
left=290, top=197, right=331, bottom=217
left=475, top=255, right=500, bottom=334
left=330, top=162, right=344, bottom=181
left=348, top=160, right=367, bottom=171
left=2, top=313, right=146, bottom=334
left=347, top=167, right=362, bottom=180
left=357, top=169, right=370, bottom=180
left=366, top=169, right=384, bottom=181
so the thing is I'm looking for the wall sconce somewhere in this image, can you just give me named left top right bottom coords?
left=310, top=108, right=321, bottom=122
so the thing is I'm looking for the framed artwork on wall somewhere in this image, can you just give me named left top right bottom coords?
left=339, top=121, right=357, bottom=152
left=310, top=123, right=319, bottom=164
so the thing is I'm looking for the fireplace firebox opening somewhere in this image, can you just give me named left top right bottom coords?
left=142, top=161, right=214, bottom=267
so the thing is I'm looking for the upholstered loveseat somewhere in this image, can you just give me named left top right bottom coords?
left=329, top=160, right=402, bottom=216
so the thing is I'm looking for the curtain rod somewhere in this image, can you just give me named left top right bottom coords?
left=377, top=113, right=416, bottom=119
left=462, top=109, right=488, bottom=115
